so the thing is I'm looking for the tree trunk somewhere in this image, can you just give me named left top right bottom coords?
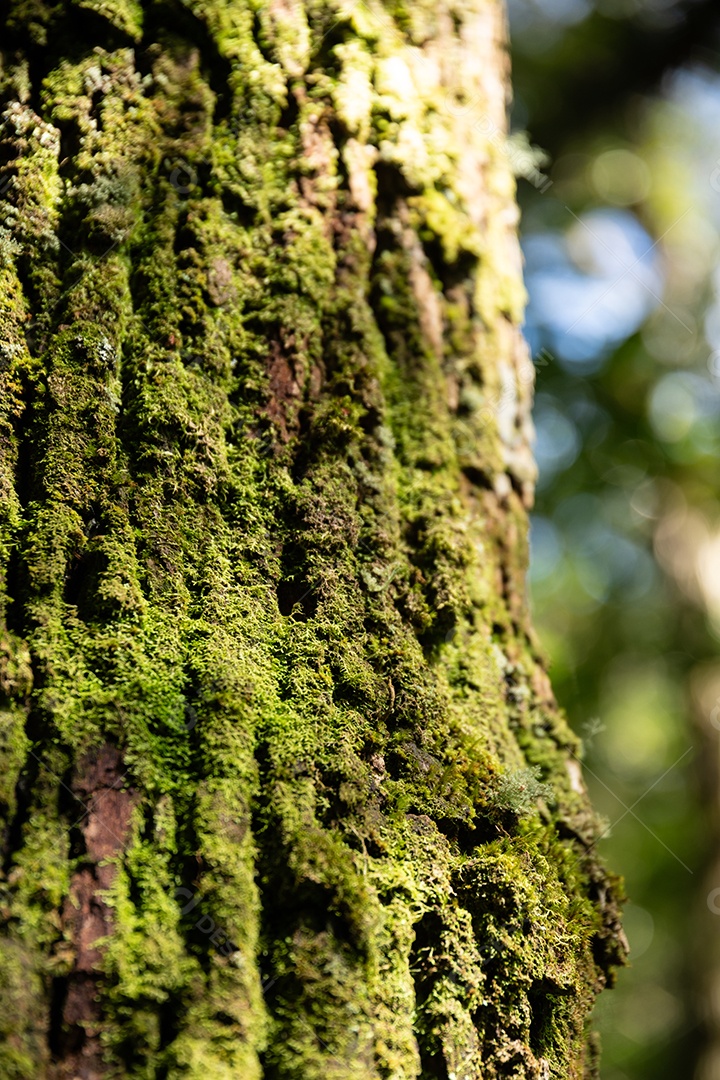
left=0, top=2, right=625, bottom=1077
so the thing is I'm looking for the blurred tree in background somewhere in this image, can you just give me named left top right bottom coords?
left=511, top=2, right=720, bottom=1078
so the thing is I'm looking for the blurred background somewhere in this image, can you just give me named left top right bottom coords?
left=509, top=1, right=720, bottom=1077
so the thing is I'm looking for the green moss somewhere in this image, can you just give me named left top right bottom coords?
left=74, top=0, right=143, bottom=38
left=408, top=190, right=483, bottom=265
left=0, top=939, right=49, bottom=1077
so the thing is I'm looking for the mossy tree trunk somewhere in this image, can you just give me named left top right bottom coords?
left=0, top=1, right=624, bottom=1077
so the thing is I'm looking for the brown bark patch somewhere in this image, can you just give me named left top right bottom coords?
left=265, top=338, right=303, bottom=442
left=54, top=745, right=137, bottom=1078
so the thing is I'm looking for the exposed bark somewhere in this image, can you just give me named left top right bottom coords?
left=0, top=1, right=625, bottom=1078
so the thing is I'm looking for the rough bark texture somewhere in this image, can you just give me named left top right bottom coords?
left=0, top=1, right=625, bottom=1078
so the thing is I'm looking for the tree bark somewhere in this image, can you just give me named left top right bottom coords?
left=0, top=1, right=625, bottom=1077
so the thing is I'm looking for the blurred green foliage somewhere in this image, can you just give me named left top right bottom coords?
left=511, top=2, right=720, bottom=1077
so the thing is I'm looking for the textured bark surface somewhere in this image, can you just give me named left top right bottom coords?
left=0, top=1, right=625, bottom=1077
